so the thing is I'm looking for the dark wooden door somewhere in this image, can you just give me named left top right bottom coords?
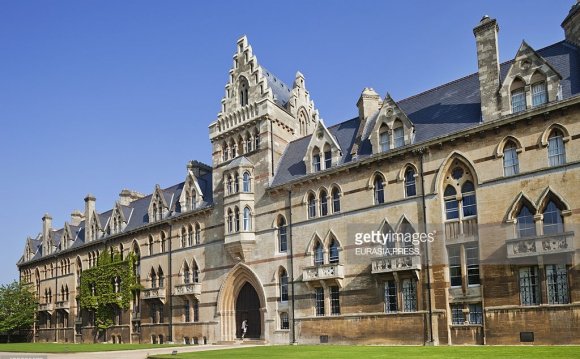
left=235, top=282, right=261, bottom=338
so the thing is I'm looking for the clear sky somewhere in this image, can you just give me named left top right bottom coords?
left=0, top=1, right=573, bottom=284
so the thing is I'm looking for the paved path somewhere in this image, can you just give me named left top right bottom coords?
left=0, top=344, right=256, bottom=359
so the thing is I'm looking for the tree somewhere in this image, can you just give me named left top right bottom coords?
left=0, top=281, right=36, bottom=342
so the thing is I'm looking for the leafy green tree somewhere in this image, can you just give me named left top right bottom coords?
left=0, top=281, right=36, bottom=342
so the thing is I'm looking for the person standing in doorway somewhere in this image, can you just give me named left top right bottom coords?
left=241, top=319, right=248, bottom=339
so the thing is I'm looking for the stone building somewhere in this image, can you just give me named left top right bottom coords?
left=17, top=4, right=580, bottom=345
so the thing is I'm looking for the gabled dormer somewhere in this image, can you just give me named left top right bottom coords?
left=107, top=202, right=132, bottom=235
left=148, top=185, right=170, bottom=223
left=370, top=94, right=415, bottom=154
left=179, top=164, right=206, bottom=212
left=303, top=120, right=342, bottom=174
left=61, top=222, right=75, bottom=250
left=287, top=71, right=320, bottom=137
left=500, top=41, right=562, bottom=116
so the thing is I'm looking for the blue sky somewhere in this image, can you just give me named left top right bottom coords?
left=0, top=1, right=573, bottom=284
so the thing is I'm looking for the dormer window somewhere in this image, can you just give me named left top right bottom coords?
left=312, top=147, right=321, bottom=172
left=393, top=120, right=404, bottom=148
left=510, top=78, right=526, bottom=113
left=323, top=144, right=332, bottom=169
left=379, top=124, right=390, bottom=152
left=239, top=76, right=249, bottom=106
left=532, top=81, right=547, bottom=107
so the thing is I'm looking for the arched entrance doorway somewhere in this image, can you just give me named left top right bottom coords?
left=216, top=263, right=267, bottom=342
left=235, top=282, right=261, bottom=338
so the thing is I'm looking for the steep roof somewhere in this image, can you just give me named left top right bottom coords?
left=270, top=40, right=580, bottom=187
left=260, top=66, right=292, bottom=108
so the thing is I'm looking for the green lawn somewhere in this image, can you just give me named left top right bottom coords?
left=152, top=345, right=580, bottom=359
left=0, top=343, right=183, bottom=353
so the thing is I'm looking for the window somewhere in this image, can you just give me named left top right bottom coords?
left=546, top=265, right=569, bottom=304
left=320, top=190, right=328, bottom=216
left=519, top=266, right=540, bottom=306
left=254, top=129, right=260, bottom=150
left=461, top=181, right=477, bottom=217
left=280, top=312, right=289, bottom=330
left=324, top=150, right=331, bottom=169
left=192, top=262, right=199, bottom=283
left=279, top=269, right=288, bottom=302
left=160, top=233, right=166, bottom=253
left=379, top=125, right=390, bottom=152
left=148, top=236, right=154, bottom=256
left=517, top=206, right=536, bottom=238
left=312, top=147, right=321, bottom=172
left=404, top=168, right=416, bottom=197
left=532, top=81, right=547, bottom=107
left=242, top=172, right=251, bottom=192
left=314, top=241, right=323, bottom=266
left=543, top=200, right=563, bottom=235
left=329, top=238, right=339, bottom=264
left=239, top=77, right=249, bottom=106
left=184, top=300, right=191, bottom=322
left=150, top=269, right=157, bottom=289
left=226, top=175, right=233, bottom=195
left=548, top=129, right=566, bottom=166
left=451, top=304, right=464, bottom=325
left=465, top=244, right=480, bottom=286
left=330, top=286, right=340, bottom=315
left=384, top=280, right=397, bottom=313
left=308, top=193, right=316, bottom=218
left=277, top=216, right=287, bottom=253
left=158, top=267, right=164, bottom=288
left=193, top=300, right=199, bottom=322
left=234, top=207, right=240, bottom=232
left=243, top=207, right=251, bottom=231
left=234, top=173, right=239, bottom=193
left=511, top=79, right=526, bottom=113
left=331, top=187, right=340, bottom=213
left=448, top=246, right=462, bottom=287
left=315, top=287, right=324, bottom=316
left=444, top=185, right=459, bottom=220
left=468, top=303, right=483, bottom=324
left=401, top=279, right=417, bottom=312
left=183, top=263, right=190, bottom=284
left=227, top=209, right=233, bottom=233
left=194, top=223, right=201, bottom=245
left=374, top=175, right=385, bottom=204
left=503, top=141, right=519, bottom=176
left=393, top=124, right=404, bottom=148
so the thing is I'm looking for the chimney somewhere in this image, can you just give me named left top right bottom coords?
left=562, top=1, right=580, bottom=46
left=119, top=189, right=145, bottom=206
left=356, top=88, right=381, bottom=121
left=474, top=15, right=501, bottom=122
left=42, top=213, right=52, bottom=254
left=70, top=210, right=84, bottom=226
left=84, top=194, right=96, bottom=240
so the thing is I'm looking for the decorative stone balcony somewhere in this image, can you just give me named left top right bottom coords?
left=224, top=231, right=256, bottom=262
left=143, top=287, right=166, bottom=303
left=445, top=217, right=478, bottom=243
left=302, top=264, right=344, bottom=288
left=55, top=301, right=70, bottom=311
left=38, top=303, right=54, bottom=312
left=506, top=231, right=575, bottom=259
left=173, top=282, right=201, bottom=297
left=371, top=253, right=422, bottom=274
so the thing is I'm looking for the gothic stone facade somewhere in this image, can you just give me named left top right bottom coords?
left=17, top=6, right=580, bottom=346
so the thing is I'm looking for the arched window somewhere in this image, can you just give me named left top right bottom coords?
left=319, top=190, right=328, bottom=216
left=190, top=191, right=197, bottom=210
left=160, top=232, right=166, bottom=253
left=329, top=238, right=339, bottom=264
left=254, top=128, right=260, bottom=150
left=511, top=78, right=526, bottom=113
left=239, top=76, right=249, bottom=106
left=543, top=201, right=563, bottom=235
left=374, top=175, right=385, bottom=204
left=150, top=268, right=157, bottom=288
left=183, top=262, right=190, bottom=284
left=230, top=139, right=236, bottom=159
left=548, top=129, right=566, bottom=166
left=148, top=236, right=154, bottom=256
left=517, top=205, right=536, bottom=238
left=307, top=193, right=316, bottom=219
left=181, top=227, right=187, bottom=248
left=331, top=187, right=341, bottom=213
left=194, top=223, right=201, bottom=245
left=503, top=140, right=520, bottom=176
left=187, top=224, right=193, bottom=246
left=222, top=142, right=229, bottom=162
left=323, top=143, right=332, bottom=169
left=245, top=132, right=253, bottom=152
left=227, top=209, right=233, bottom=233
left=234, top=207, right=240, bottom=232
left=158, top=267, right=164, bottom=288
left=242, top=172, right=251, bottom=192
left=379, top=124, right=390, bottom=152
left=444, top=185, right=459, bottom=220
left=314, top=241, right=323, bottom=266
left=461, top=181, right=477, bottom=217
left=277, top=216, right=287, bottom=253
left=243, top=207, right=251, bottom=231
left=312, top=146, right=321, bottom=172
left=393, top=120, right=404, bottom=148
left=152, top=203, right=158, bottom=223
left=531, top=71, right=547, bottom=107
left=234, top=173, right=240, bottom=193
left=227, top=175, right=233, bottom=195
left=404, top=168, right=416, bottom=197
left=279, top=268, right=288, bottom=302
left=192, top=261, right=200, bottom=283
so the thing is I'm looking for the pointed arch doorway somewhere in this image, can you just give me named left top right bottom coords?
left=216, top=263, right=267, bottom=342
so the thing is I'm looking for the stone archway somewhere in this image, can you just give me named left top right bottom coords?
left=216, top=263, right=267, bottom=342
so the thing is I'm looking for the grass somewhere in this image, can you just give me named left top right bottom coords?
left=151, top=345, right=580, bottom=359
left=0, top=342, right=183, bottom=353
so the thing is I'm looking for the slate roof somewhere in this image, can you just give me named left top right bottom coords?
left=270, top=40, right=580, bottom=187
left=260, top=66, right=292, bottom=107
